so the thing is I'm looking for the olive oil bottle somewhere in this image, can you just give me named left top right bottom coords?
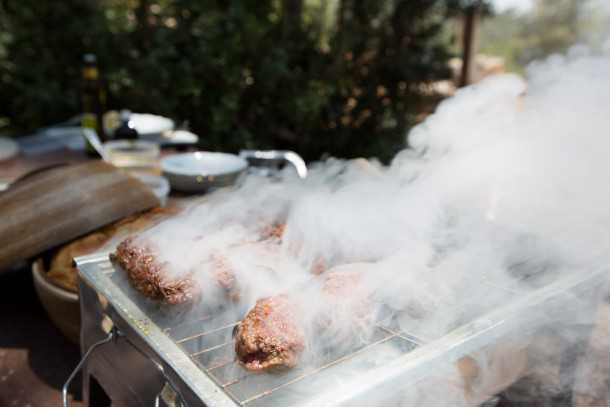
left=81, top=53, right=106, bottom=155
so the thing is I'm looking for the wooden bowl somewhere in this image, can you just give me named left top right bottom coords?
left=31, top=259, right=80, bottom=344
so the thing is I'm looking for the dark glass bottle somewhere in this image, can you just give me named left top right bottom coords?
left=81, top=53, right=106, bottom=154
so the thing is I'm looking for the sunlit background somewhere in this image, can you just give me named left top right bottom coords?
left=0, top=0, right=609, bottom=161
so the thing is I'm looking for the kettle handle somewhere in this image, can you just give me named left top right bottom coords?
left=239, top=150, right=308, bottom=179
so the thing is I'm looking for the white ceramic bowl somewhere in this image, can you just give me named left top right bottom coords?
left=32, top=259, right=80, bottom=344
left=161, top=152, right=248, bottom=193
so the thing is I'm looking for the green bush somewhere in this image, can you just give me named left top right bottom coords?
left=0, top=0, right=462, bottom=161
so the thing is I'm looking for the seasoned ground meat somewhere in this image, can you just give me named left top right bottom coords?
left=260, top=223, right=286, bottom=242
left=235, top=295, right=305, bottom=371
left=113, top=221, right=286, bottom=305
left=235, top=265, right=374, bottom=371
left=210, top=254, right=239, bottom=301
left=310, top=256, right=327, bottom=275
left=112, top=237, right=197, bottom=304
left=321, top=269, right=363, bottom=297
left=321, top=268, right=372, bottom=320
left=317, top=266, right=377, bottom=349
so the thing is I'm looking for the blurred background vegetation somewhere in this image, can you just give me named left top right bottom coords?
left=479, top=0, right=610, bottom=73
left=1, top=0, right=607, bottom=161
left=0, top=0, right=480, bottom=161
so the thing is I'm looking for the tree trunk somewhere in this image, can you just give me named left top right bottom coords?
left=336, top=0, right=346, bottom=49
left=135, top=0, right=151, bottom=50
left=282, top=0, right=303, bottom=39
left=459, top=5, right=480, bottom=87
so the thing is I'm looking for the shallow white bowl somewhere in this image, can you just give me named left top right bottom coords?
left=161, top=152, right=248, bottom=193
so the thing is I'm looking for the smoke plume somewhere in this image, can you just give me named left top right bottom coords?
left=119, top=43, right=610, bottom=406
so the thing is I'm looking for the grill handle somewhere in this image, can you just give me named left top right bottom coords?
left=150, top=357, right=188, bottom=407
left=62, top=326, right=188, bottom=407
left=116, top=327, right=188, bottom=407
left=62, top=327, right=119, bottom=407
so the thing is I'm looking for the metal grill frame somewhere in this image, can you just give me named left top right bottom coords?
left=76, top=252, right=610, bottom=407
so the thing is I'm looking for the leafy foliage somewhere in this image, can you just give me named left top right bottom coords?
left=0, top=0, right=462, bottom=161
left=479, top=0, right=610, bottom=73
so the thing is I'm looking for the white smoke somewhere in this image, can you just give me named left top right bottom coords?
left=119, top=44, right=610, bottom=406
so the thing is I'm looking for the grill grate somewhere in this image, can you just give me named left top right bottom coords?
left=162, top=309, right=423, bottom=406
left=106, top=261, right=518, bottom=406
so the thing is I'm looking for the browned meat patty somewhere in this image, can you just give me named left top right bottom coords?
left=210, top=254, right=240, bottom=301
left=320, top=268, right=372, bottom=323
left=317, top=266, right=378, bottom=350
left=260, top=222, right=286, bottom=242
left=112, top=237, right=197, bottom=304
left=235, top=265, right=374, bottom=372
left=309, top=256, right=327, bottom=275
left=321, top=269, right=363, bottom=297
left=235, top=295, right=305, bottom=372
left=113, top=220, right=286, bottom=305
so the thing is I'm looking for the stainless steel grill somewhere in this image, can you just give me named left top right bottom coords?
left=74, top=252, right=609, bottom=407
